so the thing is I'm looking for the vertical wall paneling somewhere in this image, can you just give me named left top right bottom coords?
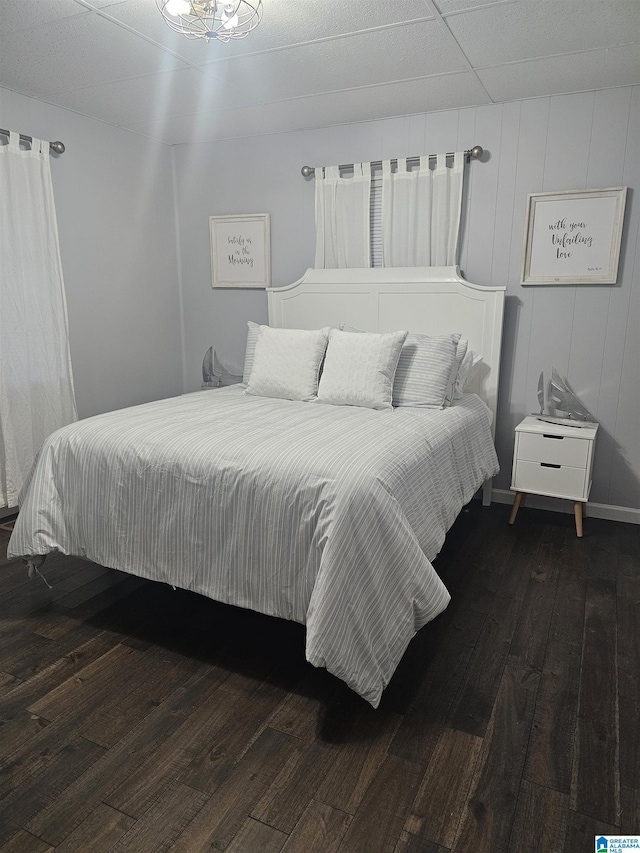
left=174, top=87, right=640, bottom=514
left=462, top=104, right=503, bottom=286
left=455, top=107, right=477, bottom=275
left=492, top=97, right=549, bottom=494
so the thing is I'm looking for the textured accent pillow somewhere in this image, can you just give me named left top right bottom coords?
left=242, top=321, right=260, bottom=386
left=393, top=332, right=461, bottom=409
left=453, top=348, right=483, bottom=399
left=443, top=337, right=468, bottom=406
left=245, top=325, right=330, bottom=401
left=316, top=328, right=408, bottom=410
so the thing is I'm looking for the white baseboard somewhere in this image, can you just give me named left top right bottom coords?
left=490, top=488, right=640, bottom=526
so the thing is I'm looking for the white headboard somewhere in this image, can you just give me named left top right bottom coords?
left=267, top=266, right=505, bottom=433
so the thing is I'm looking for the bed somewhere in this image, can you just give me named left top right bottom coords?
left=8, top=266, right=505, bottom=707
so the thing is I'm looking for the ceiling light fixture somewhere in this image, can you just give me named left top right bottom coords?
left=156, top=0, right=263, bottom=42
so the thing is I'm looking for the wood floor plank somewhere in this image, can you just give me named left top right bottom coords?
left=0, top=736, right=105, bottom=845
left=571, top=577, right=620, bottom=826
left=0, top=829, right=55, bottom=853
left=0, top=508, right=635, bottom=852
left=508, top=525, right=564, bottom=674
left=251, top=741, right=339, bottom=834
left=620, top=786, right=640, bottom=835
left=226, top=817, right=289, bottom=853
left=562, top=811, right=618, bottom=853
left=507, top=780, right=569, bottom=853
left=54, top=803, right=136, bottom=853
left=103, top=682, right=252, bottom=816
left=619, top=697, right=639, bottom=792
left=314, top=708, right=401, bottom=815
left=617, top=571, right=640, bottom=701
left=523, top=639, right=581, bottom=793
left=0, top=634, right=115, bottom=721
left=549, top=531, right=588, bottom=648
left=281, top=800, right=352, bottom=853
left=393, top=831, right=449, bottom=853
left=453, top=661, right=537, bottom=853
left=110, top=780, right=209, bottom=853
left=27, top=643, right=136, bottom=721
left=388, top=606, right=485, bottom=765
left=335, top=754, right=424, bottom=853
left=77, top=648, right=199, bottom=748
left=404, top=728, right=483, bottom=848
left=265, top=668, right=351, bottom=742
left=25, top=670, right=225, bottom=846
left=178, top=678, right=291, bottom=794
left=0, top=619, right=99, bottom=685
left=448, top=592, right=522, bottom=738
left=169, top=727, right=299, bottom=853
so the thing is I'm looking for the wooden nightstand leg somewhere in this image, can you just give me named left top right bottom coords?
left=509, top=492, right=526, bottom=525
left=574, top=502, right=584, bottom=537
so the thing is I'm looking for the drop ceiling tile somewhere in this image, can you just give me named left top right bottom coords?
left=0, top=11, right=188, bottom=97
left=128, top=71, right=491, bottom=145
left=0, top=0, right=89, bottom=35
left=434, top=0, right=514, bottom=13
left=127, top=104, right=273, bottom=144
left=209, top=0, right=436, bottom=57
left=201, top=21, right=466, bottom=103
left=104, top=0, right=434, bottom=65
left=477, top=44, right=640, bottom=102
left=445, top=0, right=640, bottom=67
left=261, top=73, right=492, bottom=132
left=49, top=67, right=257, bottom=127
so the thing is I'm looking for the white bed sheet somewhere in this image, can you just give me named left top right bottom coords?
left=8, top=386, right=499, bottom=707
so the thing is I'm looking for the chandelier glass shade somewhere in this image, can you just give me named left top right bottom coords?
left=156, top=0, right=263, bottom=42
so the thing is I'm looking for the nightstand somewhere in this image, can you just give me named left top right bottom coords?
left=509, top=416, right=598, bottom=537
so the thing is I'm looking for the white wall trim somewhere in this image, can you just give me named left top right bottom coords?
left=491, top=488, right=640, bottom=526
left=171, top=147, right=188, bottom=393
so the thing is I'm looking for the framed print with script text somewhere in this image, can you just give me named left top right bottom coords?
left=210, top=213, right=271, bottom=289
left=521, top=187, right=627, bottom=285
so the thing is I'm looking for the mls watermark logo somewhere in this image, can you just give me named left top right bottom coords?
left=596, top=837, right=640, bottom=852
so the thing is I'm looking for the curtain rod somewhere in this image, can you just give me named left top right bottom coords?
left=300, top=145, right=483, bottom=177
left=0, top=128, right=65, bottom=154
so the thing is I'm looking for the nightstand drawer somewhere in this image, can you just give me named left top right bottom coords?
left=516, top=431, right=589, bottom=468
left=512, top=460, right=588, bottom=501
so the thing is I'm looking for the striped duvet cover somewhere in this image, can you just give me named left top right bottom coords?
left=8, top=386, right=499, bottom=707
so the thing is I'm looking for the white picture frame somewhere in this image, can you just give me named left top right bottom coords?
left=521, top=187, right=627, bottom=285
left=210, top=213, right=271, bottom=289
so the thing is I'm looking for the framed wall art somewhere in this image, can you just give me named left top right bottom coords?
left=210, top=213, right=271, bottom=289
left=521, top=187, right=627, bottom=285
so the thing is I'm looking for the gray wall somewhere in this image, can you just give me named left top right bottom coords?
left=1, top=86, right=183, bottom=419
left=174, top=86, right=640, bottom=512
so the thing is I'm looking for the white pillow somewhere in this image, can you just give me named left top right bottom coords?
left=245, top=325, right=329, bottom=401
left=242, top=321, right=260, bottom=386
left=392, top=332, right=461, bottom=408
left=453, top=348, right=483, bottom=399
left=316, top=328, right=408, bottom=410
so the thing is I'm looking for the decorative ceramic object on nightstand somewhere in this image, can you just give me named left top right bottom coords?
left=509, top=416, right=598, bottom=537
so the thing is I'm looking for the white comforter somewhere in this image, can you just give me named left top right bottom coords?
left=8, top=387, right=498, bottom=707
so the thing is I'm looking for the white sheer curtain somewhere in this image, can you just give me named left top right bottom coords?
left=0, top=132, right=77, bottom=508
left=314, top=163, right=371, bottom=268
left=381, top=151, right=464, bottom=267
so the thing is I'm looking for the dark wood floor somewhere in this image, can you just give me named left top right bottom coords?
left=0, top=502, right=638, bottom=852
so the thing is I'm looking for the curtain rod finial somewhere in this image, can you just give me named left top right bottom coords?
left=301, top=165, right=313, bottom=177
left=50, top=141, right=65, bottom=154
left=470, top=145, right=483, bottom=159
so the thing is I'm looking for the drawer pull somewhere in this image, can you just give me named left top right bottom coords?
left=540, top=462, right=561, bottom=469
left=543, top=434, right=564, bottom=440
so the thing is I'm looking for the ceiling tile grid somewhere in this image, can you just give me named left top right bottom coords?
left=0, top=0, right=639, bottom=145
